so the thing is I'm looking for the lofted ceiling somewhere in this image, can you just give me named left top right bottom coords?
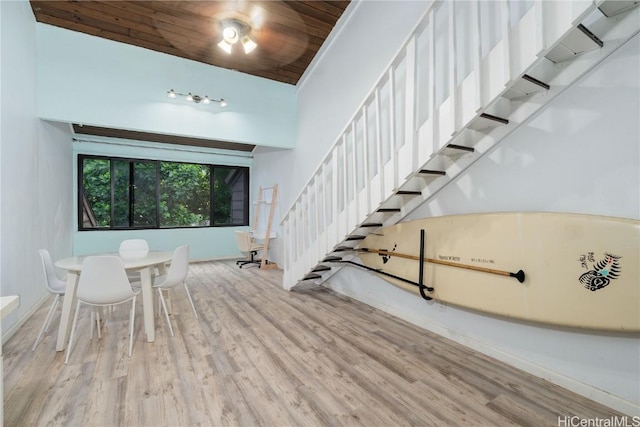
left=29, top=1, right=350, bottom=152
left=29, top=0, right=350, bottom=86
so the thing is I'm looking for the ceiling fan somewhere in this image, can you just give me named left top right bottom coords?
left=152, top=0, right=310, bottom=72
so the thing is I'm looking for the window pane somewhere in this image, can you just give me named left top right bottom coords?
left=160, top=162, right=210, bottom=227
left=132, top=161, right=158, bottom=227
left=213, top=167, right=247, bottom=225
left=113, top=160, right=130, bottom=227
left=79, top=155, right=249, bottom=230
left=81, top=158, right=111, bottom=228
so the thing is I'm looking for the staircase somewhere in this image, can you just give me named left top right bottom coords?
left=281, top=0, right=640, bottom=290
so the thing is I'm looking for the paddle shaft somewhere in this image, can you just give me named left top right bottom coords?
left=360, top=248, right=525, bottom=282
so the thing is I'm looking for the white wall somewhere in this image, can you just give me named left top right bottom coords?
left=36, top=24, right=297, bottom=149
left=1, top=0, right=74, bottom=339
left=253, top=0, right=640, bottom=415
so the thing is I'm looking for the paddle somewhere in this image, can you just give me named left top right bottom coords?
left=359, top=247, right=526, bottom=283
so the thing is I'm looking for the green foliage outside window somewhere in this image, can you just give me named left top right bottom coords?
left=160, top=162, right=210, bottom=227
left=82, top=158, right=111, bottom=227
left=213, top=167, right=234, bottom=224
left=80, top=156, right=248, bottom=230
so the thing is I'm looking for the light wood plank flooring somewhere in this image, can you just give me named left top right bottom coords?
left=4, top=260, right=622, bottom=426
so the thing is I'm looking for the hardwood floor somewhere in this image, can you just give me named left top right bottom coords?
left=4, top=260, right=622, bottom=426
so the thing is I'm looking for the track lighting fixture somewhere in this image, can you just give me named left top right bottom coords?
left=166, top=89, right=226, bottom=107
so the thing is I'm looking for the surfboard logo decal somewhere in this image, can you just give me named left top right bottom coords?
left=381, top=244, right=397, bottom=264
left=578, top=252, right=622, bottom=292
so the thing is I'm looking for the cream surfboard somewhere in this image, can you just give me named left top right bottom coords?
left=356, top=212, right=640, bottom=332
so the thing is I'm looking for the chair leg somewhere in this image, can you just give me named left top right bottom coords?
left=103, top=306, right=112, bottom=326
left=90, top=311, right=94, bottom=339
left=157, top=289, right=174, bottom=337
left=32, top=294, right=60, bottom=351
left=89, top=308, right=104, bottom=340
left=165, top=289, right=173, bottom=314
left=128, top=296, right=136, bottom=357
left=96, top=310, right=102, bottom=339
left=156, top=289, right=161, bottom=317
left=237, top=251, right=261, bottom=268
left=184, top=282, right=198, bottom=319
left=65, top=300, right=82, bottom=365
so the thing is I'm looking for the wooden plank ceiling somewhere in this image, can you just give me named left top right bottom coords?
left=29, top=0, right=350, bottom=86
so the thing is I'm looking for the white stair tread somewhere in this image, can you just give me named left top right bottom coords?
left=599, top=1, right=638, bottom=17
left=546, top=25, right=602, bottom=63
left=504, top=76, right=550, bottom=99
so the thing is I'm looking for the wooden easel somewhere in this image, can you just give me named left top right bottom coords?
left=253, top=184, right=278, bottom=269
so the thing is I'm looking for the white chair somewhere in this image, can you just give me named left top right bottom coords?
left=153, top=245, right=197, bottom=337
left=32, top=249, right=67, bottom=351
left=119, top=239, right=149, bottom=282
left=65, top=256, right=140, bottom=364
left=118, top=239, right=149, bottom=259
left=235, top=231, right=264, bottom=268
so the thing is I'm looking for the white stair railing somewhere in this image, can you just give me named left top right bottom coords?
left=281, top=0, right=639, bottom=290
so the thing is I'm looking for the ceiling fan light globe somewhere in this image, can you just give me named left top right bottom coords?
left=218, top=39, right=233, bottom=54
left=241, top=36, right=257, bottom=54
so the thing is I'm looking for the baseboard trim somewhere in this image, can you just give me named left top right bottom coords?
left=328, top=284, right=640, bottom=417
left=191, top=255, right=239, bottom=263
left=1, top=294, right=49, bottom=346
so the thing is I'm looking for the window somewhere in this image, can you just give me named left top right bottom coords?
left=79, top=155, right=249, bottom=230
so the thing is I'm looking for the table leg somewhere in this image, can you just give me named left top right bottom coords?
left=140, top=266, right=155, bottom=342
left=56, top=271, right=79, bottom=351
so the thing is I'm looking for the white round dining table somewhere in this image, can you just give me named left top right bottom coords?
left=54, top=251, right=173, bottom=351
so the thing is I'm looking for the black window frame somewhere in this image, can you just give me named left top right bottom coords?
left=78, top=154, right=250, bottom=231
